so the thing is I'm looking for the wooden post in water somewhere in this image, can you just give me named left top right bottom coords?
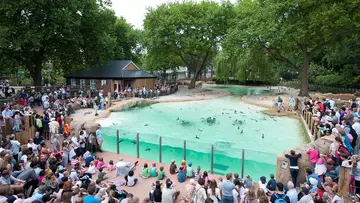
left=241, top=149, right=245, bottom=179
left=116, top=130, right=119, bottom=154
left=136, top=133, right=140, bottom=158
left=159, top=136, right=162, bottom=163
left=183, top=140, right=186, bottom=161
left=211, top=145, right=214, bottom=174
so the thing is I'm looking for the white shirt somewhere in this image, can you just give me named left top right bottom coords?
left=286, top=189, right=298, bottom=203
left=232, top=189, right=239, bottom=203
left=10, top=140, right=20, bottom=156
left=71, top=137, right=80, bottom=149
left=207, top=188, right=220, bottom=203
left=127, top=175, right=136, bottom=186
left=162, top=187, right=177, bottom=203
left=352, top=122, right=360, bottom=136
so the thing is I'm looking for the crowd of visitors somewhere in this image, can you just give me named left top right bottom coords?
left=113, top=84, right=178, bottom=100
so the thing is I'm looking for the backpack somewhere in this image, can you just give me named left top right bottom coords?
left=274, top=194, right=287, bottom=203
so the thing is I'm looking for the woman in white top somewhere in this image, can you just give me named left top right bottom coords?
left=207, top=179, right=221, bottom=203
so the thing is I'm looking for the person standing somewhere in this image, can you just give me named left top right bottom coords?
left=285, top=150, right=302, bottom=186
left=270, top=183, right=290, bottom=203
left=96, top=125, right=103, bottom=152
left=219, top=173, right=235, bottom=203
left=49, top=118, right=59, bottom=144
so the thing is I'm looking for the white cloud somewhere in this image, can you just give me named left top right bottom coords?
left=111, top=0, right=236, bottom=29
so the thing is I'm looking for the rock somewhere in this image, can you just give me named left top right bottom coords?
left=83, top=122, right=100, bottom=134
left=70, top=120, right=86, bottom=137
left=276, top=135, right=334, bottom=187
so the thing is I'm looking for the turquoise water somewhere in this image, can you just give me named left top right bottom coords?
left=100, top=86, right=307, bottom=179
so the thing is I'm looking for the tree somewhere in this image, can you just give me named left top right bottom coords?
left=0, top=0, right=117, bottom=86
left=143, top=1, right=234, bottom=89
left=225, top=0, right=360, bottom=96
left=112, top=17, right=140, bottom=63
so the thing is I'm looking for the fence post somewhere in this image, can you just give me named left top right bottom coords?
left=211, top=145, right=214, bottom=174
left=136, top=133, right=139, bottom=158
left=116, top=130, right=119, bottom=154
left=159, top=136, right=162, bottom=163
left=241, top=149, right=245, bottom=179
left=183, top=140, right=186, bottom=161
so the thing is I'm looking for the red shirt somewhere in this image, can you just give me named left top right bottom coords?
left=57, top=117, right=62, bottom=126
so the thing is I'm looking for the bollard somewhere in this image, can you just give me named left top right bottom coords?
left=136, top=133, right=140, bottom=158
left=211, top=145, right=214, bottom=174
left=116, top=130, right=119, bottom=154
left=183, top=140, right=186, bottom=161
left=241, top=149, right=245, bottom=179
left=159, top=136, right=162, bottom=163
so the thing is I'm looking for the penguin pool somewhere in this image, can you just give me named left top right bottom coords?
left=99, top=86, right=308, bottom=179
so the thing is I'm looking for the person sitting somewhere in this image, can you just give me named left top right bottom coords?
left=107, top=160, right=116, bottom=171
left=298, top=187, right=313, bottom=203
left=125, top=170, right=138, bottom=187
left=87, top=161, right=97, bottom=174
left=97, top=167, right=107, bottom=181
left=96, top=157, right=105, bottom=169
left=177, top=167, right=186, bottom=183
left=169, top=160, right=178, bottom=174
left=266, top=174, right=277, bottom=192
left=141, top=163, right=149, bottom=179
left=150, top=163, right=157, bottom=177
left=186, top=162, right=194, bottom=178
left=305, top=168, right=321, bottom=186
left=115, top=158, right=137, bottom=177
left=162, top=179, right=180, bottom=203
left=158, top=166, right=165, bottom=180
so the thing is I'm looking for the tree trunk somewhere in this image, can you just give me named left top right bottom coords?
left=188, top=59, right=202, bottom=89
left=298, top=54, right=310, bottom=97
left=30, top=61, right=43, bottom=89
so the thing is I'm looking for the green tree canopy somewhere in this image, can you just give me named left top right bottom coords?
left=0, top=0, right=117, bottom=86
left=143, top=1, right=234, bottom=88
left=221, top=0, right=360, bottom=96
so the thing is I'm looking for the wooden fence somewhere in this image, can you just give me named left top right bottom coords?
left=0, top=115, right=36, bottom=145
left=301, top=109, right=322, bottom=140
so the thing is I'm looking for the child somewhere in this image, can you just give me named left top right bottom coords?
left=141, top=163, right=149, bottom=179
left=94, top=156, right=99, bottom=168
left=87, top=161, right=97, bottom=174
left=96, top=157, right=105, bottom=169
left=169, top=160, right=178, bottom=174
left=158, top=166, right=165, bottom=180
left=266, top=174, right=276, bottom=191
left=71, top=156, right=79, bottom=168
left=12, top=114, right=22, bottom=132
left=202, top=171, right=210, bottom=184
left=180, top=160, right=187, bottom=173
left=194, top=166, right=201, bottom=181
left=186, top=162, right=194, bottom=178
left=315, top=154, right=327, bottom=181
left=107, top=160, right=116, bottom=171
left=125, top=170, right=138, bottom=187
left=150, top=163, right=157, bottom=177
left=98, top=167, right=107, bottom=181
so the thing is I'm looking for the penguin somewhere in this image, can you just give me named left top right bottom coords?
left=145, top=148, right=151, bottom=151
left=240, top=130, right=243, bottom=134
left=195, top=135, right=200, bottom=139
left=262, top=134, right=264, bottom=139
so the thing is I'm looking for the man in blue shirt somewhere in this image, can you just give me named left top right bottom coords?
left=1, top=106, right=12, bottom=118
left=219, top=173, right=235, bottom=203
left=96, top=125, right=103, bottom=152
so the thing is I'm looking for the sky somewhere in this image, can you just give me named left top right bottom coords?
left=111, top=0, right=236, bottom=29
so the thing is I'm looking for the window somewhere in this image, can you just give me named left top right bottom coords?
left=70, top=79, right=76, bottom=87
left=80, top=79, right=85, bottom=89
left=101, top=80, right=107, bottom=86
left=90, top=79, right=96, bottom=90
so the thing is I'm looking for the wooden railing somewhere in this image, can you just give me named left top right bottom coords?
left=301, top=109, right=322, bottom=140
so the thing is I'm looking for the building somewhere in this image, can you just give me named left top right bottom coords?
left=65, top=60, right=156, bottom=94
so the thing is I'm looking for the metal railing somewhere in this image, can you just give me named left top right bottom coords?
left=105, top=130, right=277, bottom=179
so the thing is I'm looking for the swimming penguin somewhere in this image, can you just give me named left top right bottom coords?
left=262, top=134, right=264, bottom=139
left=131, top=141, right=137, bottom=145
left=238, top=126, right=240, bottom=129
left=198, top=129, right=203, bottom=132
left=112, top=123, right=116, bottom=125
left=145, top=148, right=151, bottom=151
left=255, top=119, right=258, bottom=122
left=149, top=106, right=152, bottom=109
left=119, top=139, right=124, bottom=143
left=240, top=129, right=243, bottom=134
left=195, top=135, right=200, bottom=139
left=177, top=117, right=180, bottom=120
left=144, top=124, right=149, bottom=126
left=234, top=110, right=237, bottom=114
